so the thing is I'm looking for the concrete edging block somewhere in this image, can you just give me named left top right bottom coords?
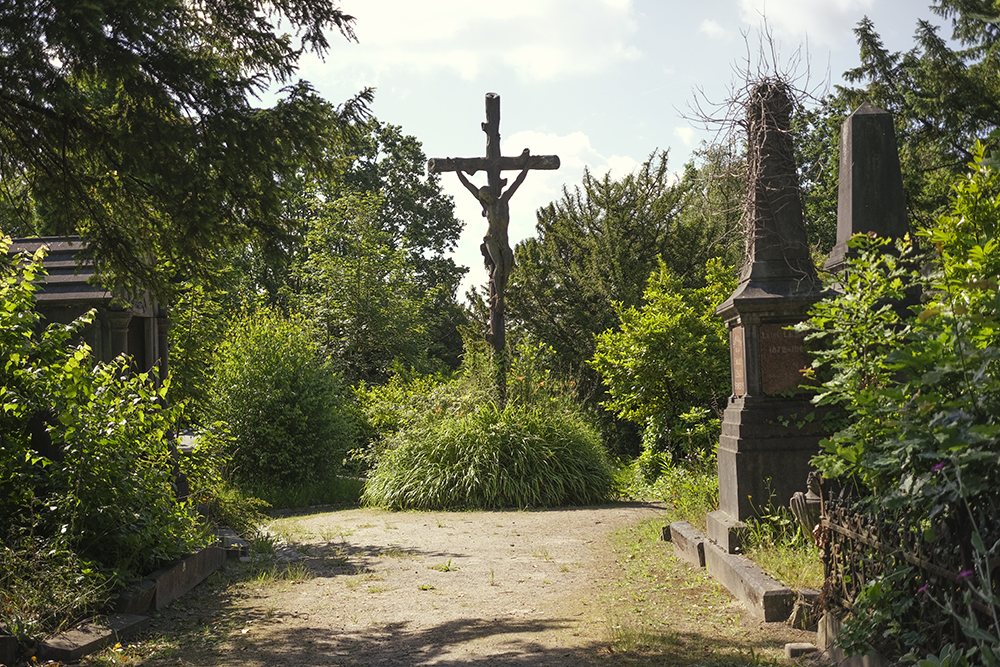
left=703, top=538, right=795, bottom=622
left=113, top=579, right=157, bottom=615
left=38, top=614, right=149, bottom=662
left=668, top=521, right=706, bottom=568
left=149, top=545, right=226, bottom=610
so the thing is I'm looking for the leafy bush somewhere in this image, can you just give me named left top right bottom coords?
left=590, top=257, right=734, bottom=470
left=803, top=145, right=1000, bottom=663
left=0, top=237, right=214, bottom=642
left=362, top=402, right=614, bottom=510
left=293, top=192, right=441, bottom=385
left=206, top=307, right=361, bottom=498
left=359, top=336, right=615, bottom=510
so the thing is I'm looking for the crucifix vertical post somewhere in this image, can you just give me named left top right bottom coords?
left=428, top=93, right=560, bottom=406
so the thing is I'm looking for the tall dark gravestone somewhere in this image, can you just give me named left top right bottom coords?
left=706, top=82, right=830, bottom=553
left=825, top=102, right=909, bottom=272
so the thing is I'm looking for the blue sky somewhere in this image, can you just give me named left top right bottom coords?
left=293, top=1, right=949, bottom=295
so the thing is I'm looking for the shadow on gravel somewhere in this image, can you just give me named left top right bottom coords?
left=139, top=611, right=791, bottom=667
left=220, top=617, right=599, bottom=666
left=272, top=541, right=467, bottom=575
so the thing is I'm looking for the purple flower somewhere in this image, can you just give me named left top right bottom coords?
left=931, top=462, right=946, bottom=472
left=918, top=584, right=930, bottom=594
left=957, top=569, right=974, bottom=581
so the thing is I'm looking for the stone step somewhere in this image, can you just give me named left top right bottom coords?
left=665, top=521, right=706, bottom=568
left=217, top=527, right=250, bottom=558
left=667, top=520, right=797, bottom=622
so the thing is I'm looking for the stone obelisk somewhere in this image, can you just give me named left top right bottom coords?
left=707, top=81, right=830, bottom=553
left=825, top=102, right=909, bottom=272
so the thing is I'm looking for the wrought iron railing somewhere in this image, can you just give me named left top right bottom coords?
left=819, top=491, right=1000, bottom=659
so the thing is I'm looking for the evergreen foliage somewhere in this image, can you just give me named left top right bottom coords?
left=0, top=0, right=372, bottom=294
left=798, top=1, right=1000, bottom=237
left=507, top=149, right=741, bottom=454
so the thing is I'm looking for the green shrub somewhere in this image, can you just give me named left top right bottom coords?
left=590, top=258, right=734, bottom=466
left=1, top=237, right=215, bottom=642
left=617, top=456, right=719, bottom=531
left=803, top=144, right=1000, bottom=662
left=207, top=307, right=360, bottom=496
left=362, top=402, right=615, bottom=510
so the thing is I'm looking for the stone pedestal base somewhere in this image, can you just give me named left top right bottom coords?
left=716, top=396, right=828, bottom=534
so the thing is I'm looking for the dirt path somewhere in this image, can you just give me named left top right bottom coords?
left=119, top=503, right=819, bottom=667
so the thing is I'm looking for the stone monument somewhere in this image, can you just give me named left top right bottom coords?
left=706, top=81, right=830, bottom=553
left=825, top=102, right=909, bottom=273
left=428, top=93, right=559, bottom=404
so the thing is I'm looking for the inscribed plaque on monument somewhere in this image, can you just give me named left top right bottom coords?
left=730, top=325, right=745, bottom=397
left=759, top=324, right=810, bottom=395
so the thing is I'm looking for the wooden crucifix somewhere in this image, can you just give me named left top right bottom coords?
left=428, top=93, right=559, bottom=403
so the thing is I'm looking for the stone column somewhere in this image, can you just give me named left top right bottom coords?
left=156, top=309, right=170, bottom=388
left=105, top=308, right=133, bottom=362
left=707, top=81, right=830, bottom=553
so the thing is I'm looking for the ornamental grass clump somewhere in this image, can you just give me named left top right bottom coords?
left=362, top=402, right=615, bottom=510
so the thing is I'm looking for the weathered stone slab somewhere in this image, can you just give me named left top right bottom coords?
left=113, top=578, right=156, bottom=615
left=216, top=527, right=250, bottom=559
left=38, top=614, right=148, bottom=662
left=149, top=545, right=225, bottom=610
left=0, top=632, right=17, bottom=665
left=668, top=521, right=706, bottom=568
left=703, top=538, right=795, bottom=622
left=706, top=509, right=747, bottom=555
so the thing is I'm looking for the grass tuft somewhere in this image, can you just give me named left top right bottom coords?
left=362, top=402, right=615, bottom=510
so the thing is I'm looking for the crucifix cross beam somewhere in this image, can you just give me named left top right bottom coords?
left=426, top=93, right=560, bottom=194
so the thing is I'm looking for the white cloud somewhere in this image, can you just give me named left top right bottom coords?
left=674, top=126, right=696, bottom=148
left=320, top=0, right=640, bottom=83
left=738, top=0, right=875, bottom=48
left=699, top=19, right=732, bottom=42
left=443, top=130, right=641, bottom=296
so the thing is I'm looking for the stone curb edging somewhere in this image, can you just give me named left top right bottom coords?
left=0, top=529, right=251, bottom=665
left=665, top=520, right=797, bottom=621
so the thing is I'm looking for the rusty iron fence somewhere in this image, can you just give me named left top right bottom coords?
left=819, top=491, right=1000, bottom=659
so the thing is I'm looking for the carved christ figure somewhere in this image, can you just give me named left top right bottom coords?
left=455, top=148, right=532, bottom=295
left=427, top=93, right=559, bottom=377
